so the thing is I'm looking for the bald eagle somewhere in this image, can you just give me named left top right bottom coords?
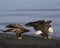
left=3, top=24, right=29, bottom=39
left=25, top=20, right=53, bottom=39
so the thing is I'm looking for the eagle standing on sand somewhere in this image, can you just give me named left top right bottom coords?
left=25, top=20, right=53, bottom=39
left=3, top=24, right=29, bottom=39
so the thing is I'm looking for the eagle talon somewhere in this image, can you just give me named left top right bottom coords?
left=48, top=36, right=52, bottom=39
left=18, top=37, right=22, bottom=40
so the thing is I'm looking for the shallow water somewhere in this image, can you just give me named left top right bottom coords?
left=0, top=0, right=60, bottom=37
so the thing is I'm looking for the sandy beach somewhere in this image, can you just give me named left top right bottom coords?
left=0, top=33, right=60, bottom=48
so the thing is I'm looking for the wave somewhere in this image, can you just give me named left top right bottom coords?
left=8, top=9, right=60, bottom=12
left=0, top=13, right=34, bottom=16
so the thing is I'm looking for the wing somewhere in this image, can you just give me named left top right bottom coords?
left=6, top=24, right=25, bottom=29
left=25, top=20, right=45, bottom=27
left=46, top=20, right=52, bottom=24
left=2, top=29, right=13, bottom=32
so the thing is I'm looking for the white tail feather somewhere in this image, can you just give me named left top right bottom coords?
left=35, top=30, right=42, bottom=35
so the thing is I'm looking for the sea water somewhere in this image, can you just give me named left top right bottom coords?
left=0, top=0, right=60, bottom=37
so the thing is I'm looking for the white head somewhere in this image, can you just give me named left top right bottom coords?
left=48, top=27, right=54, bottom=36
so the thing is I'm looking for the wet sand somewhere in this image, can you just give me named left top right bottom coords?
left=0, top=33, right=60, bottom=48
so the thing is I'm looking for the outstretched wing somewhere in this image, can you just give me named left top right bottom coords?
left=6, top=24, right=25, bottom=29
left=25, top=20, right=45, bottom=27
left=6, top=24, right=30, bottom=33
left=2, top=29, right=14, bottom=32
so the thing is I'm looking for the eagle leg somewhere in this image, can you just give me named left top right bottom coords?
left=17, top=33, right=22, bottom=40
